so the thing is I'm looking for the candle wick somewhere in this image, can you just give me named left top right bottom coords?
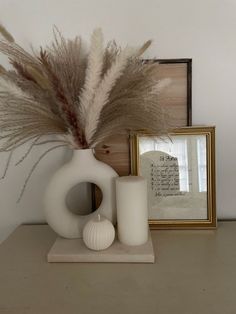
left=98, top=214, right=101, bottom=221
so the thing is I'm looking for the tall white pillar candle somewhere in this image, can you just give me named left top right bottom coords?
left=116, top=176, right=148, bottom=246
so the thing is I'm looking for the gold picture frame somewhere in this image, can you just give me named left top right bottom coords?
left=130, top=126, right=216, bottom=229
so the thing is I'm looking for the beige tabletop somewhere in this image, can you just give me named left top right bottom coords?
left=0, top=222, right=235, bottom=314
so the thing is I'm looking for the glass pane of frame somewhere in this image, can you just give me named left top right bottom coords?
left=130, top=127, right=216, bottom=229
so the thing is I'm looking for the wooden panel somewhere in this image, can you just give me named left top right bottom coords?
left=157, top=62, right=188, bottom=127
left=95, top=135, right=130, bottom=176
left=94, top=59, right=192, bottom=177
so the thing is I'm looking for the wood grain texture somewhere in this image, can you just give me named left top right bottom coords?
left=157, top=62, right=188, bottom=127
left=95, top=134, right=130, bottom=175
left=94, top=59, right=192, bottom=176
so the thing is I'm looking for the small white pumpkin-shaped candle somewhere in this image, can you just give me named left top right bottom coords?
left=83, top=214, right=115, bottom=251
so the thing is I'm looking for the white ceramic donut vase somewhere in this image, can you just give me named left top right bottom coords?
left=44, top=149, right=118, bottom=238
left=83, top=214, right=115, bottom=251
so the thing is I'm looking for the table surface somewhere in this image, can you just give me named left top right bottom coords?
left=0, top=222, right=236, bottom=314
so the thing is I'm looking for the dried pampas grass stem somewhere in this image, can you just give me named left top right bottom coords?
left=1, top=150, right=13, bottom=179
left=15, top=136, right=41, bottom=166
left=0, top=24, right=14, bottom=42
left=0, top=25, right=170, bottom=201
left=17, top=144, right=67, bottom=203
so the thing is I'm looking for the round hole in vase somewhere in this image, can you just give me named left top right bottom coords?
left=44, top=149, right=118, bottom=239
left=66, top=182, right=103, bottom=216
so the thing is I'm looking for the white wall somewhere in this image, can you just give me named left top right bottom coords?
left=0, top=0, right=236, bottom=242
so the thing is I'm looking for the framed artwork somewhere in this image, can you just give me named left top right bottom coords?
left=94, top=58, right=192, bottom=176
left=144, top=58, right=192, bottom=126
left=130, top=126, right=216, bottom=229
left=93, top=59, right=192, bottom=209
